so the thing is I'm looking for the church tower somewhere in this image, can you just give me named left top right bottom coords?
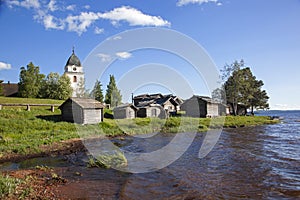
left=64, top=48, right=84, bottom=97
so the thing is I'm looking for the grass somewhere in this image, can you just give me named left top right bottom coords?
left=224, top=115, right=277, bottom=127
left=87, top=151, right=128, bottom=169
left=0, top=97, right=77, bottom=156
left=0, top=96, right=64, bottom=105
left=0, top=108, right=78, bottom=156
left=0, top=174, right=23, bottom=199
left=0, top=97, right=278, bottom=159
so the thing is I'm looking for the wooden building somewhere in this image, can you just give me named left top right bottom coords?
left=59, top=98, right=104, bottom=124
left=113, top=104, right=137, bottom=119
left=181, top=95, right=226, bottom=118
left=133, top=93, right=182, bottom=117
left=136, top=104, right=167, bottom=119
left=0, top=81, right=18, bottom=97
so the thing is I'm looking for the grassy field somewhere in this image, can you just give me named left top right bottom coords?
left=0, top=96, right=64, bottom=104
left=0, top=97, right=278, bottom=159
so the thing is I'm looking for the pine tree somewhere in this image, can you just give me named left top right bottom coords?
left=76, top=77, right=85, bottom=97
left=223, top=61, right=269, bottom=115
left=105, top=75, right=122, bottom=108
left=90, top=79, right=104, bottom=102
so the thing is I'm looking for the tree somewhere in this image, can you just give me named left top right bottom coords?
left=76, top=77, right=85, bottom=98
left=57, top=74, right=72, bottom=100
left=222, top=60, right=245, bottom=115
left=223, top=61, right=269, bottom=115
left=18, top=62, right=45, bottom=98
left=40, top=72, right=59, bottom=99
left=90, top=79, right=104, bottom=102
left=41, top=73, right=72, bottom=100
left=245, top=78, right=269, bottom=114
left=221, top=60, right=244, bottom=81
left=211, top=87, right=226, bottom=104
left=0, top=81, right=3, bottom=96
left=105, top=75, right=122, bottom=108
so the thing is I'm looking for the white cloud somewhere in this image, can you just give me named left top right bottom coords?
left=48, top=0, right=57, bottom=12
left=96, top=51, right=131, bottom=62
left=65, top=12, right=100, bottom=35
left=272, top=104, right=300, bottom=110
left=111, top=20, right=120, bottom=27
left=6, top=0, right=19, bottom=8
left=97, top=53, right=112, bottom=62
left=43, top=14, right=64, bottom=30
left=66, top=4, right=76, bottom=11
left=84, top=5, right=90, bottom=10
left=116, top=52, right=132, bottom=59
left=7, top=0, right=41, bottom=9
left=99, top=6, right=171, bottom=27
left=94, top=27, right=104, bottom=34
left=6, top=3, right=171, bottom=34
left=0, top=62, right=12, bottom=70
left=110, top=36, right=122, bottom=40
left=34, top=9, right=64, bottom=30
left=177, top=0, right=220, bottom=6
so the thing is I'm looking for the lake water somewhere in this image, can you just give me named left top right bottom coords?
left=1, top=110, right=300, bottom=199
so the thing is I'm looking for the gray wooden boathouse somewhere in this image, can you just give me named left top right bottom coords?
left=59, top=98, right=104, bottom=124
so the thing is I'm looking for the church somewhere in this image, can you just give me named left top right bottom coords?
left=64, top=49, right=85, bottom=97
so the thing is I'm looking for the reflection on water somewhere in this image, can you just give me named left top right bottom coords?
left=1, top=110, right=300, bottom=199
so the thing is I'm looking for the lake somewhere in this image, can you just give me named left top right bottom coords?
left=1, top=110, right=299, bottom=199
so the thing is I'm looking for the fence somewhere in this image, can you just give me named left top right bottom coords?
left=0, top=104, right=61, bottom=112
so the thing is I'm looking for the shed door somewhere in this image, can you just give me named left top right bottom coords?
left=151, top=109, right=157, bottom=117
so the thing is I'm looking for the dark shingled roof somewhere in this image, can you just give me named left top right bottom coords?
left=133, top=93, right=180, bottom=107
left=65, top=50, right=81, bottom=67
left=113, top=103, right=138, bottom=110
left=190, top=95, right=220, bottom=104
left=1, top=83, right=19, bottom=97
left=59, top=98, right=104, bottom=109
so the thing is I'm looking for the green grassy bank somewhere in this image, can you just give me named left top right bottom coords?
left=0, top=97, right=278, bottom=159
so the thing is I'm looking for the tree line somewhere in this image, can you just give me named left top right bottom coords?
left=17, top=62, right=122, bottom=106
left=18, top=62, right=72, bottom=99
left=216, top=60, right=269, bottom=115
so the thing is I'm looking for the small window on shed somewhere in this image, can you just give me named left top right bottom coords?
left=73, top=76, right=77, bottom=82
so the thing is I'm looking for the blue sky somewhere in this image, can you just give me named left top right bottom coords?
left=0, top=0, right=300, bottom=110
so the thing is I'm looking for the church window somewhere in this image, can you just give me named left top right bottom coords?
left=73, top=76, right=77, bottom=82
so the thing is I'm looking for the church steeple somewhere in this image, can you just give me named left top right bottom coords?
left=64, top=48, right=84, bottom=97
left=65, top=48, right=81, bottom=71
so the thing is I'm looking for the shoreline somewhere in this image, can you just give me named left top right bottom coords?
left=0, top=138, right=86, bottom=164
left=0, top=119, right=279, bottom=165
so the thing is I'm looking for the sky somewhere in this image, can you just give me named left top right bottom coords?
left=0, top=0, right=300, bottom=110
